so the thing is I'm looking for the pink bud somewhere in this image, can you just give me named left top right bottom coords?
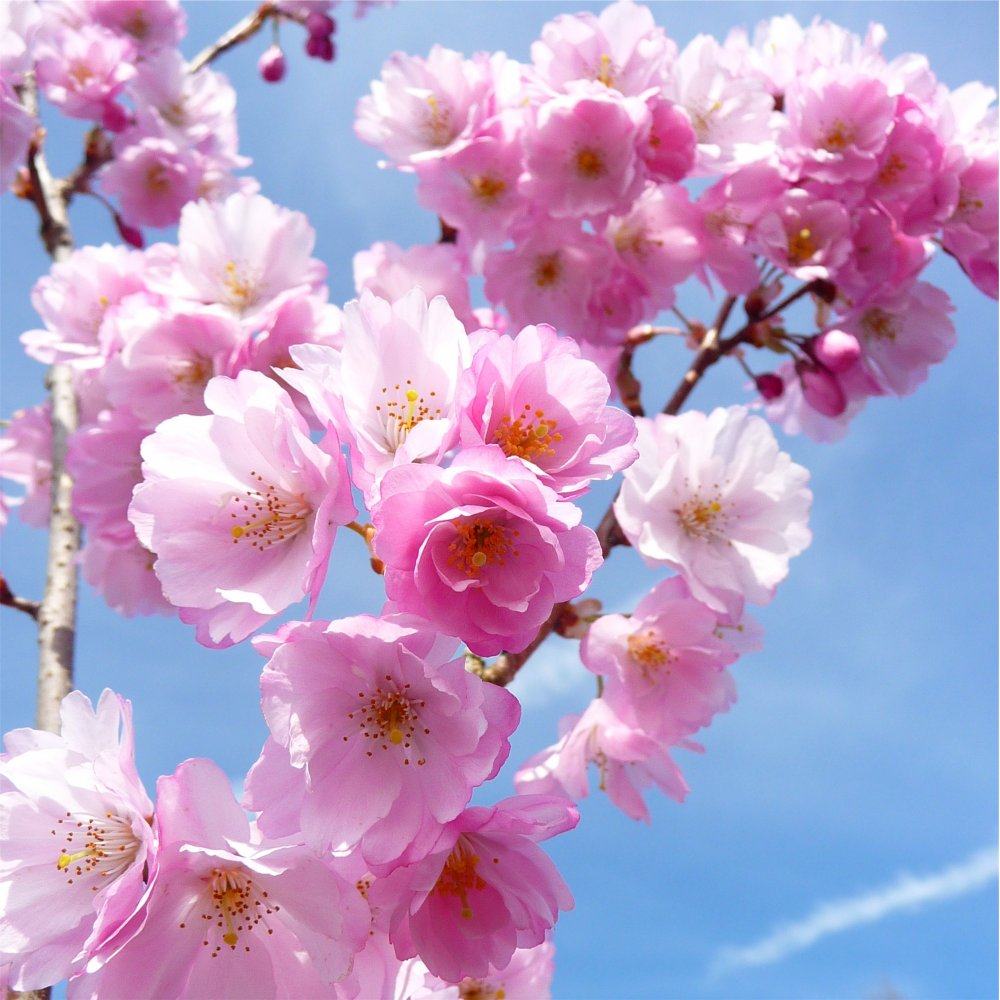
left=114, top=215, right=144, bottom=249
left=813, top=329, right=861, bottom=374
left=755, top=373, right=785, bottom=401
left=101, top=100, right=128, bottom=133
left=305, top=12, right=336, bottom=37
left=305, top=34, right=335, bottom=61
left=258, top=44, right=286, bottom=83
left=798, top=364, right=846, bottom=417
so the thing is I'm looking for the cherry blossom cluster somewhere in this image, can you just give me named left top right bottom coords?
left=354, top=0, right=997, bottom=437
left=1, top=2, right=996, bottom=996
left=2, top=0, right=252, bottom=237
left=0, top=689, right=566, bottom=996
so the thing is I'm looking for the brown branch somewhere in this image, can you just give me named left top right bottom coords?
left=0, top=573, right=40, bottom=620
left=187, top=2, right=278, bottom=74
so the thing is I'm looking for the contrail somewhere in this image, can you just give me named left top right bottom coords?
left=709, top=845, right=998, bottom=978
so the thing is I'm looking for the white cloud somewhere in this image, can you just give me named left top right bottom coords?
left=709, top=845, right=998, bottom=978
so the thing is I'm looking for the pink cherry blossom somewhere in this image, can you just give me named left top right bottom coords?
left=529, top=0, right=676, bottom=97
left=353, top=241, right=476, bottom=332
left=1, top=78, right=35, bottom=191
left=80, top=534, right=173, bottom=618
left=483, top=219, right=612, bottom=342
left=0, top=690, right=155, bottom=990
left=20, top=244, right=148, bottom=367
left=0, top=403, right=52, bottom=529
left=457, top=323, right=637, bottom=497
left=34, top=23, right=136, bottom=124
left=283, top=287, right=471, bottom=501
left=355, top=45, right=496, bottom=168
left=514, top=697, right=690, bottom=822
left=372, top=446, right=602, bottom=657
left=370, top=795, right=577, bottom=983
left=142, top=193, right=325, bottom=329
left=69, top=758, right=369, bottom=1000
left=88, top=0, right=187, bottom=54
left=582, top=576, right=738, bottom=742
left=258, top=613, right=520, bottom=868
left=614, top=406, right=812, bottom=617
left=521, top=84, right=648, bottom=219
left=128, top=370, right=355, bottom=648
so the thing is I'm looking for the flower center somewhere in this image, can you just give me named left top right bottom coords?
left=575, top=146, right=606, bottom=179
left=533, top=252, right=563, bottom=289
left=675, top=491, right=729, bottom=541
left=492, top=402, right=562, bottom=462
left=221, top=261, right=260, bottom=313
left=459, top=978, right=507, bottom=1000
left=179, top=867, right=279, bottom=957
left=821, top=119, right=856, bottom=151
left=348, top=676, right=428, bottom=766
left=435, top=838, right=491, bottom=920
left=229, top=471, right=311, bottom=550
left=878, top=153, right=907, bottom=188
left=591, top=52, right=616, bottom=89
left=468, top=173, right=506, bottom=204
left=861, top=307, right=898, bottom=342
left=448, top=518, right=518, bottom=576
left=52, top=810, right=142, bottom=891
left=627, top=630, right=677, bottom=680
left=422, top=93, right=455, bottom=148
left=787, top=227, right=817, bottom=265
left=375, top=381, right=441, bottom=451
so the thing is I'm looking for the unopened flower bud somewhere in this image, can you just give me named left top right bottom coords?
left=101, top=100, right=128, bottom=133
left=813, top=329, right=861, bottom=374
left=810, top=277, right=837, bottom=303
left=258, top=44, right=286, bottom=83
left=305, top=12, right=336, bottom=37
left=114, top=215, right=144, bottom=249
left=755, top=372, right=785, bottom=400
left=305, top=33, right=335, bottom=61
left=798, top=363, right=846, bottom=417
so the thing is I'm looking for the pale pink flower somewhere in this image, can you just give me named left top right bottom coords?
left=66, top=407, right=149, bottom=541
left=129, top=370, right=355, bottom=648
left=0, top=690, right=155, bottom=990
left=0, top=403, right=52, bottom=529
left=672, top=33, right=776, bottom=175
left=396, top=939, right=555, bottom=1000
left=483, top=219, right=612, bottom=342
left=258, top=613, right=520, bottom=868
left=841, top=282, right=957, bottom=396
left=355, top=45, right=496, bottom=167
left=283, top=288, right=471, bottom=500
left=529, top=0, right=676, bottom=97
left=87, top=0, right=187, bottom=54
left=582, top=577, right=738, bottom=742
left=370, top=796, right=577, bottom=983
left=614, top=406, right=812, bottom=617
left=414, top=113, right=529, bottom=250
left=99, top=137, right=201, bottom=229
left=353, top=241, right=476, bottom=331
left=604, top=184, right=703, bottom=312
left=942, top=151, right=999, bottom=299
left=80, top=534, right=173, bottom=618
left=69, top=758, right=369, bottom=1000
left=783, top=69, right=896, bottom=184
left=521, top=84, right=648, bottom=219
left=20, top=244, right=148, bottom=367
left=514, top=698, right=690, bottom=822
left=762, top=360, right=878, bottom=444
left=457, top=323, right=637, bottom=497
left=1, top=79, right=35, bottom=191
left=372, top=446, right=602, bottom=657
left=143, top=193, right=325, bottom=328
left=34, top=23, right=135, bottom=124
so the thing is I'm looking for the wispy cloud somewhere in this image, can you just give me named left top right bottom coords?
left=709, top=845, right=998, bottom=978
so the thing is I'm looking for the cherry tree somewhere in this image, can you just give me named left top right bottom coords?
left=1, top=2, right=996, bottom=998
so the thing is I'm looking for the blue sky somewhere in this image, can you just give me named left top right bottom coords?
left=1, top=3, right=996, bottom=998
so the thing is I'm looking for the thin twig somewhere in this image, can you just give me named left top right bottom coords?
left=187, top=2, right=277, bottom=73
left=0, top=573, right=40, bottom=620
